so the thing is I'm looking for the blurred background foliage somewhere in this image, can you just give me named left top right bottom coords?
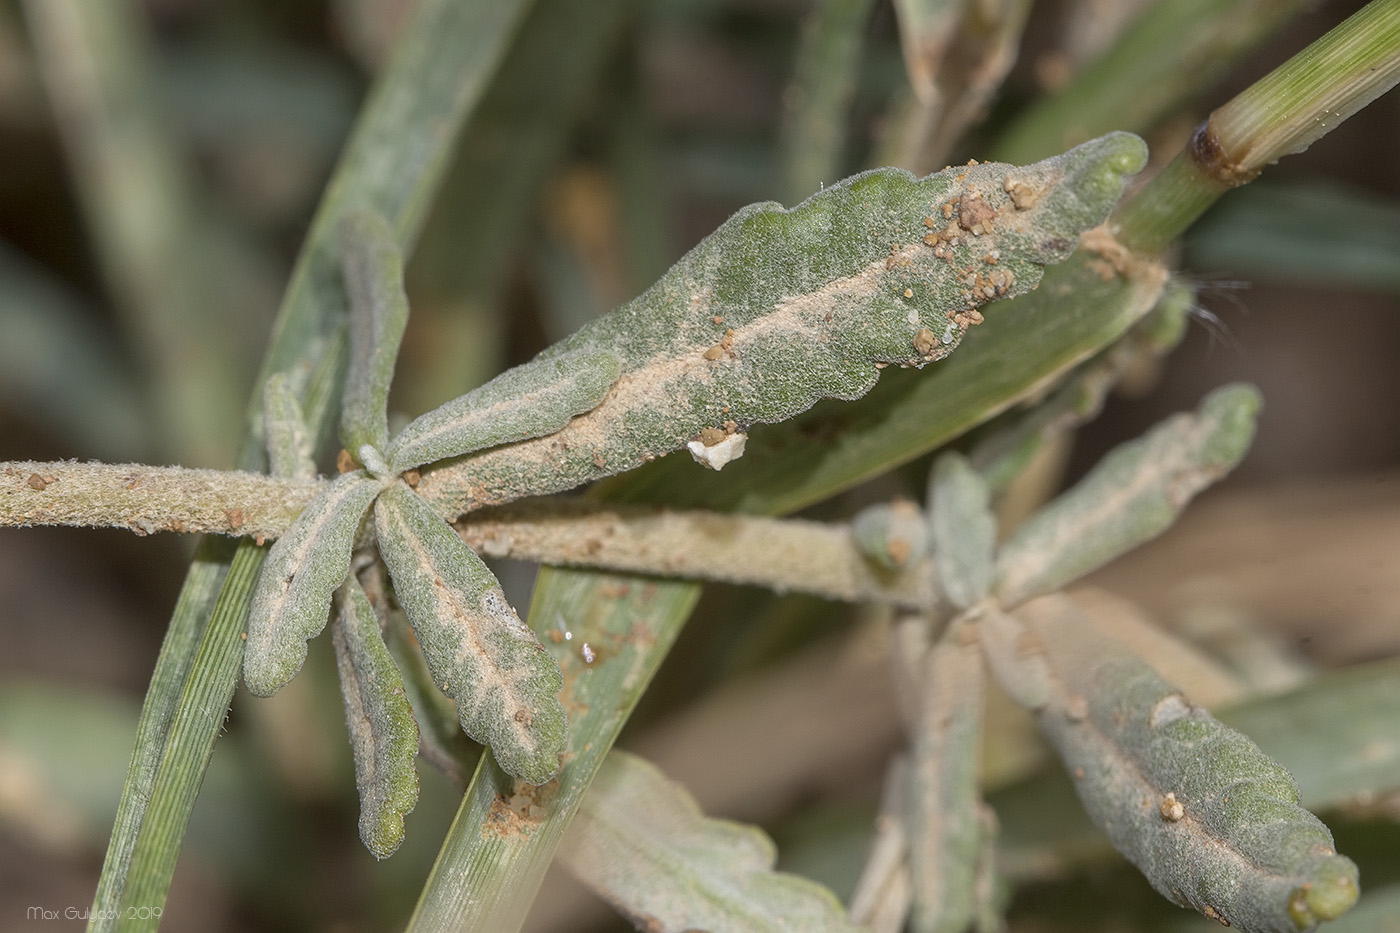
left=1, top=0, right=1399, bottom=930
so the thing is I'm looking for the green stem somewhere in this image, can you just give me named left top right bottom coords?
left=1116, top=0, right=1400, bottom=253
left=990, top=0, right=1311, bottom=164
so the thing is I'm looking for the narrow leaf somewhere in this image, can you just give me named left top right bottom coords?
left=340, top=209, right=410, bottom=455
left=373, top=481, right=565, bottom=784
left=331, top=574, right=420, bottom=859
left=994, top=383, right=1260, bottom=607
left=905, top=626, right=987, bottom=933
left=262, top=373, right=316, bottom=481
left=560, top=750, right=865, bottom=933
left=414, top=132, right=1150, bottom=515
left=243, top=472, right=381, bottom=696
left=928, top=452, right=995, bottom=610
left=1017, top=593, right=1359, bottom=932
left=386, top=348, right=623, bottom=473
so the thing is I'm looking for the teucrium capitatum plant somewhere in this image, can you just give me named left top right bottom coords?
left=243, top=133, right=1145, bottom=800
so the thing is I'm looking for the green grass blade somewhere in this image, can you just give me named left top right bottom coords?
left=114, top=541, right=265, bottom=932
left=406, top=570, right=701, bottom=932
left=86, top=0, right=537, bottom=926
left=991, top=0, right=1310, bottom=164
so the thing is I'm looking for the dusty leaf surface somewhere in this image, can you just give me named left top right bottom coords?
left=374, top=481, right=565, bottom=784
left=332, top=575, right=420, bottom=859
left=561, top=750, right=866, bottom=933
left=243, top=471, right=380, bottom=696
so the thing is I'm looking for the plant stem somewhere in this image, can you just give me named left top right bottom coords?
left=990, top=0, right=1312, bottom=164
left=455, top=500, right=941, bottom=609
left=1115, top=0, right=1400, bottom=253
left=84, top=0, right=538, bottom=927
left=0, top=460, right=317, bottom=538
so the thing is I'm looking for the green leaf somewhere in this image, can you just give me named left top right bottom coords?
left=386, top=347, right=623, bottom=473
left=903, top=626, right=988, bottom=933
left=414, top=131, right=1150, bottom=515
left=87, top=0, right=538, bottom=927
left=592, top=133, right=1158, bottom=518
left=373, top=481, right=565, bottom=784
left=331, top=574, right=421, bottom=859
left=928, top=452, right=995, bottom=610
left=262, top=373, right=317, bottom=482
left=1185, top=181, right=1400, bottom=296
left=1016, top=593, right=1358, bottom=932
left=994, top=384, right=1261, bottom=607
left=339, top=209, right=411, bottom=456
left=560, top=750, right=865, bottom=933
left=242, top=472, right=381, bottom=696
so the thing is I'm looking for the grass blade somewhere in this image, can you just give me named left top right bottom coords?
left=86, top=0, right=537, bottom=924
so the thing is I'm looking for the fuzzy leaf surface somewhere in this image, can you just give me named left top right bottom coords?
left=332, top=575, right=420, bottom=859
left=414, top=132, right=1149, bottom=516
left=387, top=348, right=623, bottom=473
left=561, top=750, right=865, bottom=933
left=243, top=471, right=380, bottom=696
left=994, top=383, right=1260, bottom=607
left=928, top=452, right=995, bottom=610
left=1018, top=593, right=1358, bottom=931
left=339, top=209, right=411, bottom=455
left=262, top=373, right=316, bottom=481
left=905, top=629, right=987, bottom=933
left=373, top=481, right=564, bottom=784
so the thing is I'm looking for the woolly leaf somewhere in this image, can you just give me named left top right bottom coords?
left=928, top=452, right=995, bottom=610
left=905, top=627, right=988, bottom=933
left=332, top=574, right=421, bottom=859
left=373, top=481, right=565, bottom=784
left=413, top=132, right=1150, bottom=515
left=386, top=348, right=623, bottom=473
left=340, top=209, right=411, bottom=455
left=561, top=750, right=865, bottom=933
left=994, top=383, right=1260, bottom=607
left=1017, top=593, right=1358, bottom=932
left=262, top=372, right=316, bottom=481
left=243, top=471, right=381, bottom=696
